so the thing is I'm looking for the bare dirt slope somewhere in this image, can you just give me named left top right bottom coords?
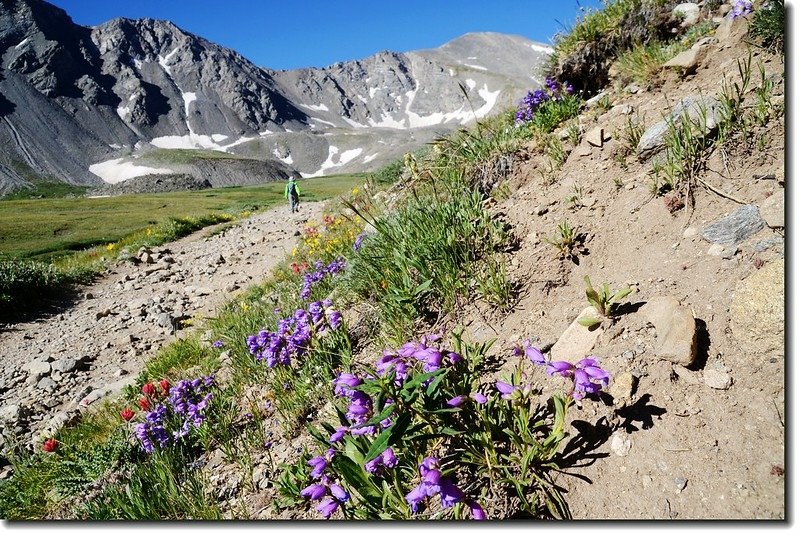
left=457, top=21, right=785, bottom=519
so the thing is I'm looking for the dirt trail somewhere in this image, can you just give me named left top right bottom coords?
left=0, top=201, right=325, bottom=457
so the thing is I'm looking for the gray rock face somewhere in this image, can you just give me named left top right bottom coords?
left=702, top=205, right=765, bottom=245
left=637, top=96, right=725, bottom=161
left=1, top=0, right=553, bottom=193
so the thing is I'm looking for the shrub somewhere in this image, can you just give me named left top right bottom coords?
left=750, top=0, right=784, bottom=52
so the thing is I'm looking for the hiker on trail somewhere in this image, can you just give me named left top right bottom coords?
left=285, top=177, right=301, bottom=213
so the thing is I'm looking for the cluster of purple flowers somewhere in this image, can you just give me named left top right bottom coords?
left=301, top=448, right=351, bottom=518
left=515, top=77, right=575, bottom=124
left=133, top=375, right=215, bottom=453
left=500, top=339, right=610, bottom=401
left=376, top=334, right=463, bottom=386
left=246, top=299, right=343, bottom=368
left=731, top=0, right=753, bottom=18
left=404, top=457, right=485, bottom=518
left=300, top=257, right=346, bottom=300
left=329, top=372, right=393, bottom=440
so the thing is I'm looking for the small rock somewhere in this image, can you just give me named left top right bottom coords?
left=703, top=368, right=733, bottom=390
left=702, top=205, right=765, bottom=245
left=156, top=313, right=173, bottom=329
left=674, top=476, right=688, bottom=491
left=0, top=404, right=22, bottom=423
left=85, top=292, right=94, bottom=300
left=585, top=92, right=607, bottom=107
left=610, top=431, right=632, bottom=457
left=576, top=143, right=593, bottom=157
left=641, top=296, right=698, bottom=367
left=140, top=252, right=154, bottom=264
left=51, top=357, right=78, bottom=374
left=673, top=3, right=700, bottom=27
left=759, top=191, right=784, bottom=229
left=37, top=376, right=57, bottom=391
left=682, top=227, right=697, bottom=238
left=707, top=244, right=725, bottom=256
left=608, top=371, right=637, bottom=405
left=534, top=205, right=548, bottom=216
left=663, top=46, right=707, bottom=72
left=95, top=308, right=112, bottom=320
left=637, top=96, right=724, bottom=161
left=720, top=246, right=739, bottom=260
left=23, top=359, right=52, bottom=380
left=716, top=12, right=749, bottom=43
left=672, top=365, right=701, bottom=385
left=585, top=127, right=609, bottom=147
left=550, top=307, right=604, bottom=361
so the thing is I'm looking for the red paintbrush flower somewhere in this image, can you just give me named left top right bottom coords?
left=141, top=383, right=156, bottom=397
left=120, top=407, right=135, bottom=421
left=159, top=378, right=170, bottom=394
left=43, top=438, right=58, bottom=453
left=138, top=397, right=151, bottom=411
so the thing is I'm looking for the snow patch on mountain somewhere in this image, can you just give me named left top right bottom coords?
left=300, top=103, right=329, bottom=112
left=530, top=43, right=554, bottom=54
left=89, top=158, right=173, bottom=184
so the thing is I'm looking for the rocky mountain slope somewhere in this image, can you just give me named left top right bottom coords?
left=0, top=0, right=552, bottom=193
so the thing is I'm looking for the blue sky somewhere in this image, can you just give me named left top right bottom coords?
left=47, top=0, right=603, bottom=70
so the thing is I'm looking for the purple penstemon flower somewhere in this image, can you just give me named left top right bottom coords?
left=495, top=381, right=519, bottom=399
left=353, top=232, right=366, bottom=251
left=546, top=357, right=610, bottom=400
left=447, top=395, right=467, bottom=407
left=471, top=391, right=488, bottom=404
left=405, top=457, right=465, bottom=514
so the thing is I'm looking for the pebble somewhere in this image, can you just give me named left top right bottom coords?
left=674, top=477, right=688, bottom=492
left=610, top=431, right=632, bottom=457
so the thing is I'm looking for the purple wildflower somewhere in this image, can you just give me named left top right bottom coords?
left=212, top=339, right=224, bottom=348
left=471, top=392, right=488, bottom=404
left=468, top=500, right=487, bottom=520
left=495, top=381, right=518, bottom=399
left=447, top=395, right=467, bottom=407
left=546, top=357, right=610, bottom=400
left=316, top=497, right=339, bottom=518
left=301, top=483, right=327, bottom=500
left=730, top=0, right=752, bottom=18
left=353, top=232, right=366, bottom=251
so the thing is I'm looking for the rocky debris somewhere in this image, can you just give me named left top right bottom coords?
left=0, top=203, right=325, bottom=447
left=673, top=3, right=700, bottom=27
left=637, top=96, right=724, bottom=161
left=550, top=307, right=604, bottom=361
left=729, top=259, right=784, bottom=357
left=759, top=191, right=784, bottom=229
left=701, top=205, right=765, bottom=245
left=640, top=296, right=698, bottom=367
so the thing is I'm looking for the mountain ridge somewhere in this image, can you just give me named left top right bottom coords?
left=0, top=0, right=553, bottom=193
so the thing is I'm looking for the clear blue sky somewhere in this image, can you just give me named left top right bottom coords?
left=46, top=0, right=603, bottom=70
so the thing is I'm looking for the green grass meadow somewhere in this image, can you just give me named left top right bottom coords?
left=0, top=175, right=364, bottom=261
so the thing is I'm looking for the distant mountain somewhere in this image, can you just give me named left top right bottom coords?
left=0, top=0, right=553, bottom=194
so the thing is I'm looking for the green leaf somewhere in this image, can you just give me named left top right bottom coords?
left=577, top=315, right=602, bottom=328
left=414, top=278, right=433, bottom=295
left=424, top=369, right=449, bottom=396
left=364, top=426, right=394, bottom=462
left=362, top=402, right=396, bottom=427
left=334, top=456, right=381, bottom=500
left=611, top=286, right=633, bottom=303
left=400, top=369, right=446, bottom=401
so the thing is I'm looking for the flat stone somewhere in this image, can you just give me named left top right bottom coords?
left=704, top=368, right=733, bottom=390
left=641, top=296, right=698, bottom=367
left=729, top=259, right=784, bottom=357
left=707, top=244, right=725, bottom=256
left=550, top=307, right=604, bottom=361
left=759, top=191, right=784, bottom=228
left=682, top=227, right=698, bottom=238
left=576, top=143, right=593, bottom=157
left=672, top=365, right=701, bottom=385
left=663, top=46, right=707, bottom=72
left=585, top=127, right=608, bottom=147
left=702, top=205, right=765, bottom=245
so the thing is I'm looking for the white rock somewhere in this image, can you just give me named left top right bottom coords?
left=610, top=431, right=633, bottom=456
